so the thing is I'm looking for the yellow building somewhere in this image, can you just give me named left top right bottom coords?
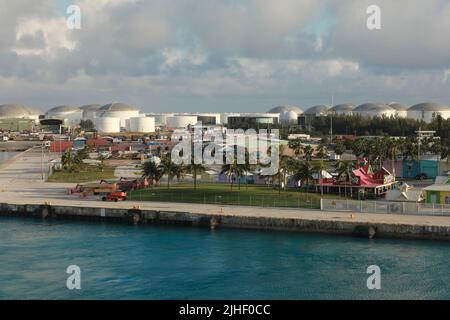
left=424, top=181, right=450, bottom=204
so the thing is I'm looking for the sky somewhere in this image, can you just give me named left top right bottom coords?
left=1, top=0, right=450, bottom=113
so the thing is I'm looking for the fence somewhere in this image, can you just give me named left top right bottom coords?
left=321, top=198, right=450, bottom=216
left=127, top=190, right=321, bottom=209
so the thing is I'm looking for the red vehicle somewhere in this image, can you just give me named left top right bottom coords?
left=102, top=191, right=127, bottom=202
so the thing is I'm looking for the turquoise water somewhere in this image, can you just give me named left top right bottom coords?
left=0, top=217, right=449, bottom=299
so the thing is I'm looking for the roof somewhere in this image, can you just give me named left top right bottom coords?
left=408, top=103, right=450, bottom=111
left=47, top=105, right=80, bottom=113
left=80, top=104, right=102, bottom=111
left=354, top=103, right=394, bottom=112
left=388, top=103, right=409, bottom=111
left=304, top=105, right=330, bottom=115
left=423, top=184, right=450, bottom=192
left=0, top=104, right=41, bottom=117
left=99, top=102, right=140, bottom=112
left=385, top=189, right=423, bottom=202
left=268, top=105, right=302, bottom=114
left=330, top=103, right=355, bottom=112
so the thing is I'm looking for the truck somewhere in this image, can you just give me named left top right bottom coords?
left=102, top=191, right=127, bottom=202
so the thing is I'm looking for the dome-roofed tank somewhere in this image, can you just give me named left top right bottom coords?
left=353, top=103, right=395, bottom=118
left=46, top=105, right=82, bottom=125
left=80, top=104, right=102, bottom=121
left=329, top=103, right=355, bottom=115
left=407, top=102, right=450, bottom=123
left=268, top=105, right=302, bottom=114
left=97, top=102, right=141, bottom=127
left=303, top=105, right=330, bottom=116
left=280, top=110, right=298, bottom=125
left=0, top=104, right=41, bottom=121
left=388, top=102, right=408, bottom=118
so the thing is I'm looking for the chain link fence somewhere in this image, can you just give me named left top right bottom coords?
left=321, top=198, right=450, bottom=216
left=127, top=189, right=321, bottom=209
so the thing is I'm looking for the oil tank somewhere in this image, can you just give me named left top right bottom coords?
left=129, top=117, right=155, bottom=132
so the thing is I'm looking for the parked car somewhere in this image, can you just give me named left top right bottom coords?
left=415, top=173, right=428, bottom=180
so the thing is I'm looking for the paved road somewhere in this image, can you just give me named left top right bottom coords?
left=1, top=148, right=450, bottom=228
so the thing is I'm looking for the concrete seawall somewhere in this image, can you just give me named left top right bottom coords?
left=2, top=202, right=450, bottom=241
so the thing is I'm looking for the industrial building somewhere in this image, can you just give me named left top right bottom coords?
left=407, top=103, right=450, bottom=123
left=227, top=113, right=279, bottom=129
left=353, top=103, right=396, bottom=118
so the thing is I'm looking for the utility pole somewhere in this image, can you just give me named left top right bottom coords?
left=330, top=94, right=334, bottom=143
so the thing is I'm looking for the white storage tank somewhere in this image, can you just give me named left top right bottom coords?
left=167, top=115, right=198, bottom=128
left=280, top=110, right=298, bottom=125
left=97, top=102, right=140, bottom=128
left=80, top=104, right=102, bottom=121
left=388, top=103, right=408, bottom=118
left=407, top=103, right=450, bottom=123
left=95, top=117, right=121, bottom=133
left=129, top=117, right=155, bottom=132
left=353, top=103, right=396, bottom=118
left=329, top=103, right=355, bottom=116
left=46, top=105, right=82, bottom=125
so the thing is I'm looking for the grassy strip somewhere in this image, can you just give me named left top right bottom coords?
left=48, top=166, right=116, bottom=183
left=127, top=183, right=344, bottom=209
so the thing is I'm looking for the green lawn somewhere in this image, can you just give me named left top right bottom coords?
left=128, top=183, right=344, bottom=209
left=48, top=166, right=116, bottom=183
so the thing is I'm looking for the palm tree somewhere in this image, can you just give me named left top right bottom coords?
left=159, top=154, right=184, bottom=189
left=313, top=160, right=327, bottom=196
left=221, top=160, right=239, bottom=191
left=302, top=145, right=314, bottom=161
left=288, top=138, right=303, bottom=158
left=316, top=144, right=328, bottom=160
left=294, top=161, right=315, bottom=200
left=335, top=160, right=355, bottom=197
left=185, top=162, right=206, bottom=189
left=141, top=160, right=163, bottom=187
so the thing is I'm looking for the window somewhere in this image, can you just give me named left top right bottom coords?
left=445, top=196, right=450, bottom=205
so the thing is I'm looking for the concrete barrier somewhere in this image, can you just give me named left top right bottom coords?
left=1, top=202, right=450, bottom=241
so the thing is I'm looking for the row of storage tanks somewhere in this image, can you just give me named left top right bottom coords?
left=2, top=101, right=450, bottom=133
left=269, top=102, right=450, bottom=124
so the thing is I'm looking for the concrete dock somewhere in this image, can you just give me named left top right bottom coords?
left=1, top=148, right=450, bottom=241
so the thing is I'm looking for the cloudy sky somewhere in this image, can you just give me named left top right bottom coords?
left=1, top=0, right=450, bottom=113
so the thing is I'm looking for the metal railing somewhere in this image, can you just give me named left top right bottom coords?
left=321, top=198, right=450, bottom=216
left=127, top=190, right=321, bottom=209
